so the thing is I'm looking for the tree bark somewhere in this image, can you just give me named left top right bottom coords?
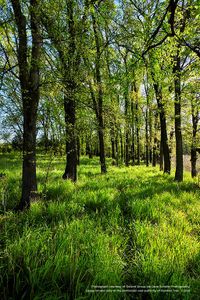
left=62, top=0, right=78, bottom=181
left=62, top=90, right=77, bottom=181
left=173, top=48, right=183, bottom=182
left=125, top=91, right=129, bottom=167
left=191, top=101, right=198, bottom=178
left=191, top=146, right=197, bottom=178
left=131, top=95, right=135, bottom=165
left=152, top=112, right=158, bottom=167
left=149, top=108, right=153, bottom=163
left=115, top=129, right=119, bottom=166
left=41, top=1, right=79, bottom=182
left=120, top=130, right=124, bottom=161
left=152, top=77, right=171, bottom=174
left=145, top=108, right=149, bottom=167
left=133, top=82, right=140, bottom=165
left=92, top=13, right=107, bottom=173
left=98, top=123, right=107, bottom=173
left=11, top=0, right=41, bottom=210
left=110, top=127, right=115, bottom=159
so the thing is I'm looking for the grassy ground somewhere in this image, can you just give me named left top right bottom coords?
left=0, top=153, right=200, bottom=299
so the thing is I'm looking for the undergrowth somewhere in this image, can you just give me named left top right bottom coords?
left=0, top=153, right=199, bottom=299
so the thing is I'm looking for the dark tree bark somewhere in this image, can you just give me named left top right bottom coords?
left=115, top=129, right=119, bottom=166
left=92, top=13, right=107, bottom=173
left=125, top=91, right=129, bottom=167
left=136, top=109, right=140, bottom=165
left=173, top=7, right=187, bottom=181
left=152, top=112, right=158, bottom=167
left=131, top=138, right=135, bottom=165
left=105, top=25, right=116, bottom=162
left=111, top=135, right=115, bottom=160
left=131, top=97, right=135, bottom=166
left=145, top=108, right=149, bottom=167
left=123, top=53, right=130, bottom=167
left=152, top=75, right=171, bottom=174
left=62, top=101, right=77, bottom=180
left=133, top=82, right=140, bottom=165
left=173, top=48, right=183, bottom=182
left=11, top=0, right=41, bottom=210
left=143, top=76, right=150, bottom=167
left=98, top=123, right=107, bottom=173
left=191, top=100, right=198, bottom=178
left=149, top=108, right=153, bottom=163
left=62, top=0, right=78, bottom=181
left=62, top=86, right=77, bottom=181
left=110, top=124, right=116, bottom=160
left=120, top=130, right=124, bottom=161
left=191, top=146, right=197, bottom=178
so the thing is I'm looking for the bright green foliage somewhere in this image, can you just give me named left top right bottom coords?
left=0, top=154, right=199, bottom=299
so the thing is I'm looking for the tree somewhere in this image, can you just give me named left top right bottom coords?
left=150, top=54, right=171, bottom=174
left=91, top=11, right=107, bottom=173
left=11, top=0, right=41, bottom=210
left=41, top=0, right=90, bottom=181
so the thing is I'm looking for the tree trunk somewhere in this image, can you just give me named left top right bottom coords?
left=92, top=13, right=107, bottom=173
left=191, top=102, right=198, bottom=178
left=21, top=94, right=38, bottom=209
left=98, top=124, right=107, bottom=173
left=111, top=137, right=115, bottom=159
left=12, top=0, right=41, bottom=210
left=145, top=108, right=149, bottom=167
left=152, top=112, right=158, bottom=167
left=173, top=49, right=183, bottom=182
left=191, top=147, right=197, bottom=178
left=111, top=127, right=115, bottom=159
left=42, top=0, right=81, bottom=181
left=149, top=108, right=153, bottom=163
left=115, top=129, right=119, bottom=166
left=131, top=96, right=135, bottom=165
left=124, top=54, right=129, bottom=167
left=62, top=92, right=77, bottom=181
left=62, top=1, right=78, bottom=181
left=119, top=130, right=123, bottom=162
left=125, top=130, right=129, bottom=166
left=133, top=82, right=140, bottom=165
left=136, top=115, right=140, bottom=165
left=152, top=78, right=171, bottom=174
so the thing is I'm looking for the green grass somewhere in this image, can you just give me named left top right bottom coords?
left=0, top=153, right=200, bottom=299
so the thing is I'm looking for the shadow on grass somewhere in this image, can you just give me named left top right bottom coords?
left=80, top=156, right=100, bottom=166
left=129, top=175, right=199, bottom=200
left=79, top=171, right=199, bottom=198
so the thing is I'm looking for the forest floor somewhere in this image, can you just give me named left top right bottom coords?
left=0, top=153, right=200, bottom=300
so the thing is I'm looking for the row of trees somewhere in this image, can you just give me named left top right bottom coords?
left=0, top=0, right=199, bottom=210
